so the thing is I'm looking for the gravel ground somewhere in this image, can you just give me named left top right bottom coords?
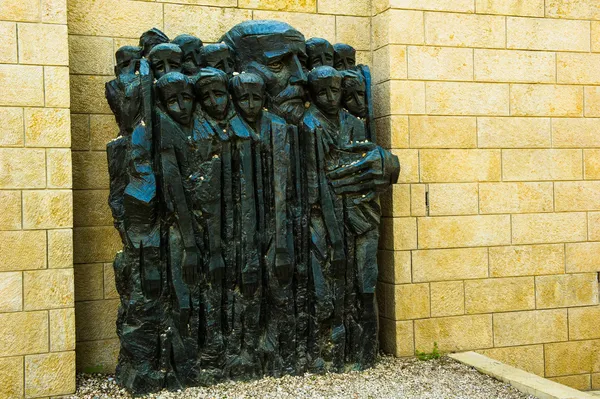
left=69, top=355, right=536, bottom=399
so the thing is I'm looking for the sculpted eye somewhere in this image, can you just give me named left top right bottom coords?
left=267, top=60, right=283, bottom=72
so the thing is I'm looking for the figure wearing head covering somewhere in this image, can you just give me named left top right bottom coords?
left=200, top=43, right=235, bottom=78
left=195, top=67, right=231, bottom=123
left=306, top=38, right=334, bottom=70
left=171, top=34, right=203, bottom=75
left=139, top=27, right=170, bottom=58
left=148, top=43, right=183, bottom=79
left=333, top=43, right=356, bottom=71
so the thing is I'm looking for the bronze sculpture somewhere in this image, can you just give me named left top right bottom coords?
left=105, top=21, right=399, bottom=395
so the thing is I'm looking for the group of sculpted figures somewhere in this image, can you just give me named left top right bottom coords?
left=105, top=20, right=400, bottom=394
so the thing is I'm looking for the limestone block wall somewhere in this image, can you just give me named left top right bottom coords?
left=373, top=0, right=600, bottom=391
left=67, top=0, right=372, bottom=374
left=0, top=0, right=75, bottom=397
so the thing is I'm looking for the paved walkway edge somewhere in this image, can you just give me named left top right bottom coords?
left=448, top=352, right=596, bottom=399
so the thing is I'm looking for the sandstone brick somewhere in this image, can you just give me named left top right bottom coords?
left=378, top=282, right=393, bottom=318
left=240, top=0, right=317, bottom=12
left=558, top=53, right=600, bottom=85
left=374, top=116, right=408, bottom=149
left=428, top=183, right=478, bottom=216
left=73, top=190, right=112, bottom=227
left=419, top=215, right=510, bottom=249
left=378, top=250, right=411, bottom=285
left=569, top=306, right=600, bottom=341
left=426, top=82, right=508, bottom=116
left=74, top=263, right=104, bottom=301
left=166, top=6, right=253, bottom=41
left=556, top=181, right=600, bottom=212
left=594, top=373, right=600, bottom=390
left=47, top=149, right=72, bottom=189
left=512, top=212, right=587, bottom=245
left=42, top=0, right=67, bottom=23
left=566, top=242, right=600, bottom=274
left=0, top=0, right=41, bottom=22
left=412, top=248, right=488, bottom=282
left=546, top=0, right=600, bottom=20
left=510, top=84, right=583, bottom=117
left=318, top=0, right=369, bottom=15
left=489, top=244, right=565, bottom=278
left=502, top=149, right=582, bottom=181
left=465, top=277, right=535, bottom=314
left=408, top=46, right=472, bottom=81
left=73, top=226, right=122, bottom=264
left=545, top=340, right=598, bottom=377
left=475, top=0, right=544, bottom=17
left=23, top=190, right=72, bottom=229
left=50, top=308, right=75, bottom=352
left=379, top=319, right=414, bottom=357
left=71, top=114, right=90, bottom=151
left=536, top=273, right=598, bottom=309
left=548, top=375, right=591, bottom=391
left=18, top=23, right=68, bottom=65
left=0, top=271, right=22, bottom=312
left=585, top=87, right=600, bottom=117
left=0, top=107, right=23, bottom=147
left=25, top=351, right=75, bottom=397
left=410, top=184, right=426, bottom=216
left=68, top=0, right=162, bottom=36
left=585, top=149, right=600, bottom=180
left=425, top=12, right=504, bottom=48
left=392, top=149, right=419, bottom=183
left=90, top=115, right=118, bottom=150
left=394, top=283, right=430, bottom=320
left=430, top=281, right=464, bottom=317
left=336, top=16, right=370, bottom=51
left=379, top=217, right=417, bottom=251
left=372, top=46, right=407, bottom=83
left=70, top=75, right=112, bottom=114
left=75, top=299, right=119, bottom=341
left=390, top=0, right=473, bottom=12
left=156, top=0, right=236, bottom=5
left=0, top=356, right=23, bottom=398
left=68, top=35, right=114, bottom=76
left=553, top=118, right=600, bottom=148
left=409, top=116, right=476, bottom=148
left=421, top=150, right=501, bottom=182
left=24, top=269, right=74, bottom=310
left=478, top=345, right=545, bottom=376
left=0, top=311, right=48, bottom=356
left=355, top=51, right=371, bottom=66
left=0, top=21, right=17, bottom=63
left=381, top=184, right=410, bottom=217
left=0, top=190, right=21, bottom=230
left=0, top=65, right=44, bottom=107
left=590, top=212, right=600, bottom=241
left=48, top=229, right=73, bottom=270
left=507, top=17, right=590, bottom=52
left=374, top=81, right=426, bottom=117
left=478, top=117, right=551, bottom=148
left=474, top=49, right=555, bottom=83
left=104, top=263, right=118, bottom=299
left=372, top=10, right=424, bottom=49
left=76, top=338, right=119, bottom=374
left=479, top=182, right=553, bottom=214
left=44, top=66, right=70, bottom=108
left=252, top=11, right=335, bottom=44
left=0, top=230, right=46, bottom=271
left=493, top=309, right=567, bottom=347
left=72, top=151, right=109, bottom=190
left=25, top=108, right=70, bottom=148
left=415, top=315, right=493, bottom=352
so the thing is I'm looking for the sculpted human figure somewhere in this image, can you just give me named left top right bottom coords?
left=148, top=43, right=183, bottom=79
left=139, top=27, right=170, bottom=58
left=333, top=43, right=356, bottom=71
left=171, top=34, right=203, bottom=75
left=200, top=43, right=235, bottom=78
left=306, top=38, right=334, bottom=70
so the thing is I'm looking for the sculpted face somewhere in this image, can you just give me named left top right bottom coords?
left=342, top=73, right=367, bottom=118
left=306, top=38, right=334, bottom=70
left=157, top=74, right=195, bottom=126
left=148, top=43, right=182, bottom=79
left=198, top=80, right=229, bottom=120
left=231, top=74, right=265, bottom=124
left=222, top=21, right=308, bottom=124
left=309, top=67, right=342, bottom=117
left=201, top=44, right=235, bottom=78
left=172, top=35, right=203, bottom=75
left=333, top=43, right=356, bottom=71
left=115, top=46, right=141, bottom=77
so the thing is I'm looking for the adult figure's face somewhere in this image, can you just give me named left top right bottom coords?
left=148, top=44, right=182, bottom=79
left=306, top=39, right=334, bottom=70
left=199, top=81, right=229, bottom=120
left=160, top=83, right=195, bottom=126
left=234, top=83, right=264, bottom=123
left=312, top=77, right=342, bottom=117
left=202, top=45, right=235, bottom=77
left=343, top=81, right=367, bottom=118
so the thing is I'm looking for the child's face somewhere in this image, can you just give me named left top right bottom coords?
left=161, top=82, right=195, bottom=125
left=203, top=48, right=235, bottom=77
left=199, top=80, right=229, bottom=120
left=149, top=48, right=182, bottom=79
left=311, top=77, right=342, bottom=117
left=234, top=83, right=264, bottom=123
left=343, top=82, right=367, bottom=118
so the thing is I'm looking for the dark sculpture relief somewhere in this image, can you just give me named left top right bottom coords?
left=105, top=20, right=400, bottom=395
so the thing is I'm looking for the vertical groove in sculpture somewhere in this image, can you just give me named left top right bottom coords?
left=105, top=20, right=400, bottom=395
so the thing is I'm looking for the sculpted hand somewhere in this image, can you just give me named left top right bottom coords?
left=327, top=147, right=385, bottom=195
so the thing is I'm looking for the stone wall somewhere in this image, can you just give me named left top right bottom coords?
left=0, top=0, right=75, bottom=397
left=67, top=0, right=372, bottom=374
left=373, top=0, right=600, bottom=391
